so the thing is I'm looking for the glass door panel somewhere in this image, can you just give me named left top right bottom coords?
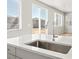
left=32, top=4, right=48, bottom=40
left=40, top=8, right=48, bottom=34
left=32, top=4, right=40, bottom=34
left=40, top=8, right=48, bottom=40
left=32, top=4, right=40, bottom=40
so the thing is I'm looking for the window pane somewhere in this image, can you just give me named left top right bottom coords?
left=40, top=8, right=48, bottom=34
left=32, top=4, right=48, bottom=40
left=54, top=13, right=63, bottom=26
left=33, top=19, right=39, bottom=28
left=32, top=4, right=40, bottom=34
left=40, top=8, right=48, bottom=20
left=7, top=0, right=20, bottom=30
left=32, top=4, right=40, bottom=18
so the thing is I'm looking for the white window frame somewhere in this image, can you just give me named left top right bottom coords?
left=7, top=0, right=22, bottom=31
left=54, top=13, right=63, bottom=26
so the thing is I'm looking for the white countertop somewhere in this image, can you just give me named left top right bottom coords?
left=7, top=35, right=72, bottom=59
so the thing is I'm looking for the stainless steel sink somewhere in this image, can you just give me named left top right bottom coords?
left=25, top=40, right=71, bottom=54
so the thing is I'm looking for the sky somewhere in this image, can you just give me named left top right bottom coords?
left=7, top=0, right=19, bottom=16
left=32, top=4, right=40, bottom=18
left=7, top=0, right=48, bottom=19
left=32, top=4, right=48, bottom=20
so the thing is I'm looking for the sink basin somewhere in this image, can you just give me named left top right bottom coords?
left=25, top=40, right=71, bottom=54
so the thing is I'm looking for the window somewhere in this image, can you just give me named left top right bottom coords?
left=54, top=13, right=63, bottom=26
left=7, top=0, right=21, bottom=30
left=40, top=8, right=48, bottom=34
left=32, top=4, right=48, bottom=34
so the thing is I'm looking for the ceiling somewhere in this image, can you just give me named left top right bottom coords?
left=39, top=0, right=72, bottom=12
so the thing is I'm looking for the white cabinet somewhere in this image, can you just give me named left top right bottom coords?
left=16, top=48, right=59, bottom=59
left=7, top=45, right=60, bottom=59
left=7, top=53, right=22, bottom=59
left=7, top=45, right=16, bottom=59
left=7, top=53, right=15, bottom=59
left=15, top=56, right=22, bottom=59
left=16, top=57, right=20, bottom=59
left=7, top=45, right=16, bottom=55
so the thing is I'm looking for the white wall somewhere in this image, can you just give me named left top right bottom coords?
left=7, top=0, right=65, bottom=38
left=7, top=0, right=32, bottom=38
left=64, top=13, right=72, bottom=33
left=33, top=0, right=64, bottom=35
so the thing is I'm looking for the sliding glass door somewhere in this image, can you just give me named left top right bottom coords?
left=40, top=8, right=48, bottom=34
left=32, top=4, right=48, bottom=40
left=32, top=4, right=40, bottom=35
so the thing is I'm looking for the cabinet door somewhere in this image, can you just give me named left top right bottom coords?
left=15, top=56, right=22, bottom=59
left=7, top=53, right=15, bottom=59
left=16, top=57, right=20, bottom=59
left=16, top=48, right=59, bottom=59
left=7, top=45, right=16, bottom=55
